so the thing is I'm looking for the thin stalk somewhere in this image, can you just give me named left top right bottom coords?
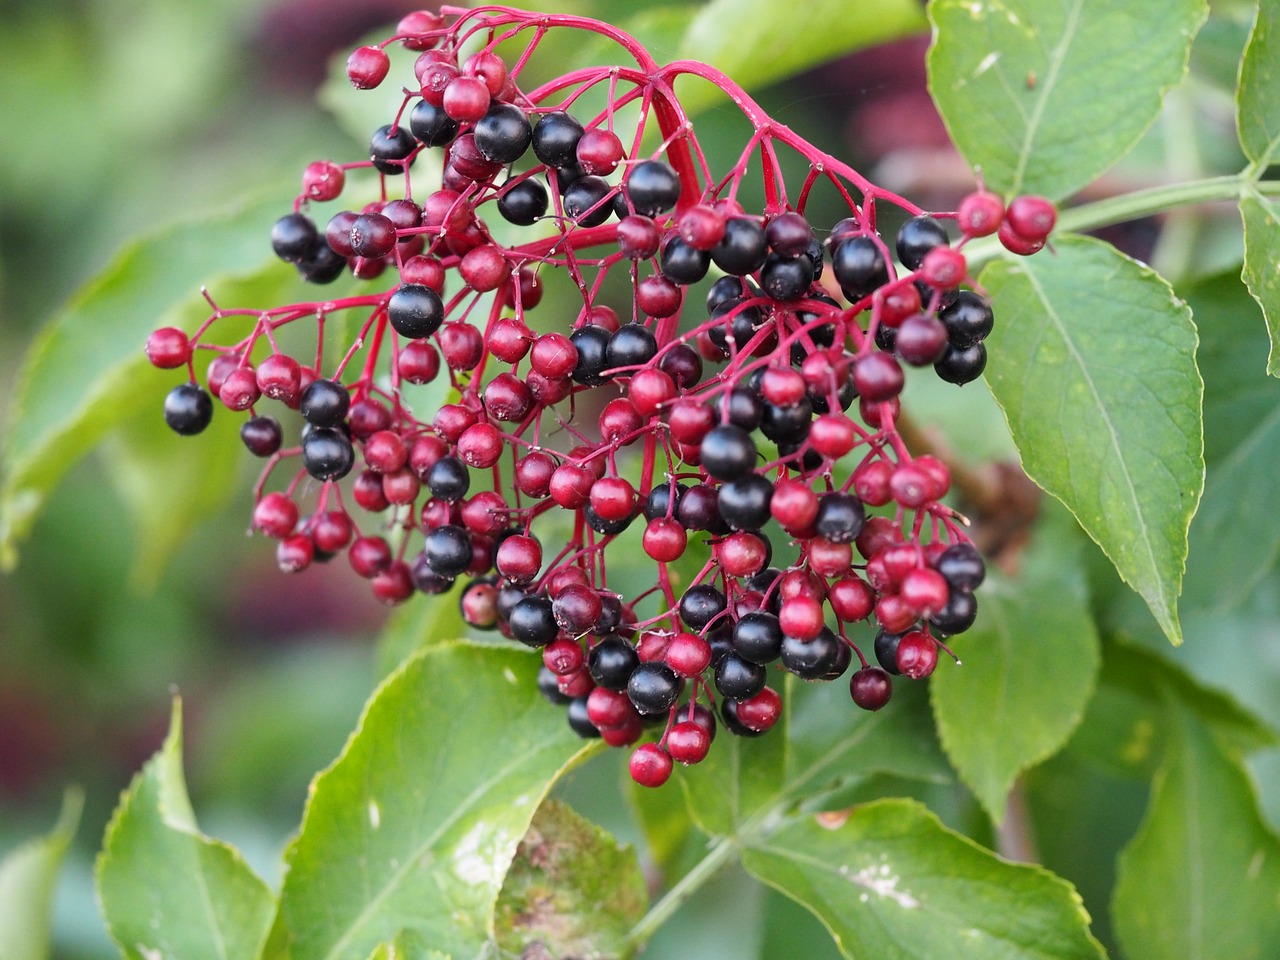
left=623, top=834, right=741, bottom=954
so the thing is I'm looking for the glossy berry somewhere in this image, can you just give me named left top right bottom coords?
left=409, top=99, right=459, bottom=147
left=623, top=160, right=681, bottom=217
left=240, top=415, right=282, bottom=456
left=299, top=379, right=349, bottom=427
left=1006, top=195, right=1057, bottom=241
left=934, top=342, right=987, bottom=385
left=629, top=743, right=673, bottom=787
left=498, top=179, right=548, bottom=225
left=302, top=427, right=355, bottom=481
left=815, top=493, right=865, bottom=544
left=532, top=111, right=585, bottom=167
left=700, top=425, right=756, bottom=481
left=473, top=102, right=532, bottom=163
left=957, top=190, right=1004, bottom=237
left=714, top=653, right=767, bottom=701
left=678, top=584, right=727, bottom=631
left=627, top=662, right=683, bottom=715
left=427, top=455, right=470, bottom=502
left=509, top=596, right=559, bottom=648
left=271, top=213, right=318, bottom=263
left=347, top=45, right=390, bottom=88
left=936, top=542, right=986, bottom=591
left=832, top=236, right=889, bottom=301
left=939, top=291, right=994, bottom=347
left=895, top=215, right=949, bottom=270
left=369, top=125, right=416, bottom=174
left=712, top=218, right=768, bottom=275
left=589, top=635, right=640, bottom=690
left=666, top=721, right=711, bottom=764
left=388, top=284, right=445, bottom=339
left=850, top=667, right=893, bottom=710
left=164, top=384, right=213, bottom=435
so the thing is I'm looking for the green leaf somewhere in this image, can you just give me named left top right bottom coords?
left=0, top=196, right=283, bottom=570
left=743, top=799, right=1106, bottom=960
left=1068, top=639, right=1277, bottom=781
left=1113, top=705, right=1280, bottom=960
left=1241, top=191, right=1280, bottom=377
left=0, top=788, right=82, bottom=960
left=928, top=0, right=1206, bottom=200
left=374, top=586, right=473, bottom=679
left=274, top=643, right=599, bottom=960
left=1237, top=0, right=1280, bottom=169
left=675, top=0, right=926, bottom=114
left=930, top=527, right=1101, bottom=823
left=981, top=235, right=1204, bottom=645
left=494, top=800, right=647, bottom=958
left=96, top=699, right=276, bottom=960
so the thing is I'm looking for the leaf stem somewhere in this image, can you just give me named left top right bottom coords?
left=623, top=833, right=741, bottom=954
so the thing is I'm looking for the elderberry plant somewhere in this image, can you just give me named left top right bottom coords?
left=4, top=1, right=1280, bottom=959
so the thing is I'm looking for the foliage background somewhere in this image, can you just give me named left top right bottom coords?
left=1, top=0, right=1278, bottom=957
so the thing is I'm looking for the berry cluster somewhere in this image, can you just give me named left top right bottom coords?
left=146, top=6, right=1055, bottom=787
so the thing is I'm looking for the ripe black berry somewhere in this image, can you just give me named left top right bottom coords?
left=714, top=652, right=767, bottom=701
left=700, top=425, right=756, bottom=481
left=832, top=236, right=889, bottom=301
left=733, top=611, right=784, bottom=663
left=719, top=386, right=764, bottom=431
left=895, top=215, right=949, bottom=270
left=370, top=124, right=417, bottom=174
left=660, top=236, right=710, bottom=285
left=297, top=242, right=347, bottom=284
left=427, top=455, right=471, bottom=501
left=300, top=379, right=350, bottom=427
left=563, top=175, right=614, bottom=226
left=509, top=595, right=559, bottom=647
left=937, top=542, right=986, bottom=591
left=566, top=695, right=602, bottom=737
left=589, top=634, right=640, bottom=690
left=532, top=111, right=585, bottom=168
left=780, top=628, right=845, bottom=679
left=874, top=630, right=903, bottom=675
left=605, top=323, right=658, bottom=371
left=676, top=484, right=729, bottom=535
left=388, top=284, right=445, bottom=339
left=815, top=492, right=865, bottom=543
left=930, top=589, right=978, bottom=635
left=760, top=398, right=813, bottom=444
left=934, top=342, right=987, bottom=385
left=678, top=584, right=727, bottom=631
left=584, top=504, right=634, bottom=536
left=759, top=253, right=812, bottom=301
left=271, top=213, right=318, bottom=263
left=623, top=160, right=681, bottom=217
left=423, top=524, right=473, bottom=577
left=302, top=427, right=355, bottom=481
left=473, top=102, right=533, bottom=164
left=717, top=474, right=774, bottom=531
left=498, top=179, right=549, bottom=226
left=240, top=415, right=282, bottom=456
left=939, top=291, right=994, bottom=347
left=538, top=665, right=573, bottom=705
left=569, top=325, right=612, bottom=385
left=164, top=384, right=213, bottom=436
left=627, top=662, right=683, bottom=715
left=409, top=99, right=459, bottom=147
left=711, top=218, right=767, bottom=275
left=644, top=481, right=686, bottom=521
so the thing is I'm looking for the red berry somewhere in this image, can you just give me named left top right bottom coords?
left=852, top=459, right=894, bottom=506
left=576, top=128, right=625, bottom=175
left=736, top=686, right=782, bottom=732
left=590, top=477, right=636, bottom=522
left=459, top=244, right=510, bottom=292
left=957, top=190, right=1004, bottom=237
left=382, top=468, right=421, bottom=506
left=716, top=531, right=769, bottom=577
left=350, top=536, right=392, bottom=577
left=254, top=492, right=298, bottom=539
left=875, top=594, right=917, bottom=634
left=809, top=413, right=857, bottom=459
left=852, top=352, right=904, bottom=403
left=600, top=398, right=643, bottom=444
left=302, top=161, right=345, bottom=202
left=463, top=50, right=508, bottom=96
left=373, top=561, right=415, bottom=605
left=496, top=534, right=541, bottom=583
left=666, top=721, right=711, bottom=764
left=643, top=517, right=687, bottom=563
left=530, top=333, right=578, bottom=378
left=896, top=629, right=939, bottom=679
left=919, top=247, right=967, bottom=289
left=588, top=687, right=637, bottom=730
left=807, top=538, right=852, bottom=578
left=544, top=638, right=584, bottom=676
left=850, top=666, right=893, bottom=710
left=828, top=576, right=875, bottom=622
left=398, top=341, right=440, bottom=384
left=515, top=452, right=556, bottom=498
left=629, top=743, right=673, bottom=788
left=277, top=535, right=314, bottom=573
left=778, top=595, right=824, bottom=640
left=347, top=45, right=390, bottom=89
left=311, top=510, right=353, bottom=552
left=677, top=204, right=727, bottom=251
left=997, top=219, right=1045, bottom=256
left=666, top=632, right=712, bottom=678
left=770, top=479, right=819, bottom=532
left=879, top=284, right=922, bottom=328
left=442, top=75, right=491, bottom=122
left=457, top=422, right=505, bottom=468
left=762, top=367, right=807, bottom=406
left=397, top=10, right=443, bottom=50
left=488, top=318, right=532, bottom=363
left=146, top=328, right=191, bottom=368
left=889, top=462, right=932, bottom=509
left=461, top=491, right=509, bottom=536
left=1006, top=195, right=1057, bottom=242
left=628, top=368, right=676, bottom=417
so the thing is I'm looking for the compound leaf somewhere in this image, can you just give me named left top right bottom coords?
left=1237, top=0, right=1280, bottom=169
left=274, top=644, right=598, bottom=960
left=1113, top=705, right=1280, bottom=960
left=931, top=530, right=1101, bottom=823
left=0, top=789, right=82, bottom=960
left=96, top=700, right=276, bottom=960
left=981, top=235, right=1203, bottom=645
left=743, top=800, right=1105, bottom=960
left=493, top=800, right=647, bottom=959
left=928, top=0, right=1206, bottom=200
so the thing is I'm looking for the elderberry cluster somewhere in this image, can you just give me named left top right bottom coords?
left=145, top=7, right=1055, bottom=787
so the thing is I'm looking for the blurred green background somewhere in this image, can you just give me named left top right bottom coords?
left=1, top=0, right=1271, bottom=957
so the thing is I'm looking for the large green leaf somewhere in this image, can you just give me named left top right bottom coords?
left=675, top=0, right=926, bottom=113
left=274, top=643, right=598, bottom=960
left=981, top=235, right=1204, bottom=645
left=1241, top=191, right=1280, bottom=377
left=0, top=196, right=282, bottom=569
left=0, top=789, right=82, bottom=960
left=930, top=530, right=1101, bottom=823
left=493, top=800, right=647, bottom=958
left=743, top=800, right=1105, bottom=960
left=928, top=0, right=1206, bottom=200
left=1237, top=0, right=1280, bottom=169
left=96, top=700, right=276, bottom=960
left=1112, top=705, right=1280, bottom=960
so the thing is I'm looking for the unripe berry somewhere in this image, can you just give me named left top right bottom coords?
left=347, top=46, right=390, bottom=89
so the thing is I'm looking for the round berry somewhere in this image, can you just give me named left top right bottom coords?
left=815, top=493, right=865, bottom=544
left=271, top=213, right=318, bottom=263
left=832, top=236, right=889, bottom=301
left=711, top=217, right=768, bottom=276
left=299, top=379, right=349, bottom=427
left=629, top=743, right=673, bottom=787
left=715, top=653, right=767, bottom=701
left=349, top=213, right=398, bottom=259
left=427, top=455, right=471, bottom=502
left=939, top=291, right=994, bottom=347
left=934, top=342, right=987, bottom=385
left=369, top=125, right=417, bottom=175
left=666, top=721, right=711, bottom=764
left=895, top=215, right=949, bottom=270
left=474, top=102, right=532, bottom=164
left=850, top=667, right=893, bottom=710
left=240, top=415, right=282, bottom=456
left=509, top=595, right=558, bottom=648
left=780, top=628, right=846, bottom=680
left=589, top=635, right=640, bottom=690
left=410, top=99, right=459, bottom=147
left=498, top=179, right=548, bottom=225
left=679, top=584, right=728, bottom=631
left=347, top=45, right=390, bottom=89
left=623, top=160, right=681, bottom=218
left=700, top=425, right=756, bottom=481
left=733, top=611, right=784, bottom=664
left=957, top=190, right=1004, bottom=237
left=145, top=327, right=191, bottom=369
left=532, top=112, right=585, bottom=168
left=660, top=235, right=711, bottom=285
left=1006, top=195, right=1057, bottom=242
left=627, top=662, right=684, bottom=715
left=302, top=427, right=355, bottom=481
left=164, top=383, right=213, bottom=435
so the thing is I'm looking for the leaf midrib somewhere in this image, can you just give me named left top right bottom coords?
left=1011, top=0, right=1086, bottom=196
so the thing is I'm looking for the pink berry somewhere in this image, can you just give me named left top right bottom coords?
left=346, top=46, right=390, bottom=90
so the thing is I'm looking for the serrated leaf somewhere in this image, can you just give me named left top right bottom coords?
left=981, top=235, right=1204, bottom=645
left=743, top=799, right=1105, bottom=960
left=931, top=530, right=1101, bottom=823
left=1242, top=191, right=1280, bottom=377
left=0, top=197, right=282, bottom=570
left=96, top=700, right=276, bottom=960
left=1113, top=704, right=1280, bottom=960
left=274, top=644, right=598, bottom=960
left=1237, top=0, right=1280, bottom=169
left=928, top=0, right=1206, bottom=200
left=493, top=800, right=647, bottom=959
left=0, top=788, right=82, bottom=960
left=676, top=0, right=926, bottom=114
